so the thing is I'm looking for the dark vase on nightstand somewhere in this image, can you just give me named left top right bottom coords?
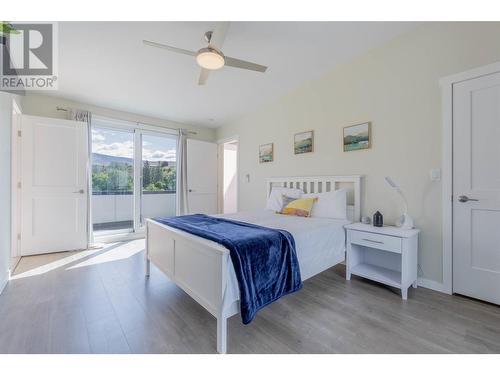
left=373, top=211, right=383, bottom=227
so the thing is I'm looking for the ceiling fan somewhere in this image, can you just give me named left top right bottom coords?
left=143, top=22, right=268, bottom=85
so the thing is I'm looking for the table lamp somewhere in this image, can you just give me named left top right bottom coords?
left=384, top=176, right=414, bottom=229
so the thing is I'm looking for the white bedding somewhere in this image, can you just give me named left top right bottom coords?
left=215, top=210, right=350, bottom=310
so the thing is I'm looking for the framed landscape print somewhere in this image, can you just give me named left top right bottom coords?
left=259, top=143, right=274, bottom=163
left=343, top=122, right=371, bottom=152
left=294, top=130, right=314, bottom=154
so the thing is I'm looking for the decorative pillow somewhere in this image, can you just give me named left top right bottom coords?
left=303, top=189, right=347, bottom=219
left=280, top=195, right=296, bottom=209
left=266, top=187, right=303, bottom=212
left=280, top=197, right=318, bottom=217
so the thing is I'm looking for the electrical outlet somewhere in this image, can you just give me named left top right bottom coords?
left=430, top=168, right=441, bottom=181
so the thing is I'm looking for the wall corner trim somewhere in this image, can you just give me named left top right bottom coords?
left=417, top=277, right=451, bottom=295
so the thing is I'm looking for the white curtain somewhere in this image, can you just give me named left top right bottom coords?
left=69, top=109, right=93, bottom=246
left=69, top=109, right=91, bottom=123
left=176, top=129, right=189, bottom=215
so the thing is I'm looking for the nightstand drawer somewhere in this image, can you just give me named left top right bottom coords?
left=349, top=230, right=402, bottom=254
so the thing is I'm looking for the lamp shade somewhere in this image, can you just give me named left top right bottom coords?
left=384, top=176, right=399, bottom=189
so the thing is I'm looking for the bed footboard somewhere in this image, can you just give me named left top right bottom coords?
left=145, top=219, right=236, bottom=353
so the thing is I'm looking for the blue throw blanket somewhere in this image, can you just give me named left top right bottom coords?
left=153, top=214, right=303, bottom=324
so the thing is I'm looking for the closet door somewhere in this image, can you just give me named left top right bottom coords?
left=20, top=115, right=88, bottom=255
left=453, top=71, right=500, bottom=305
left=186, top=139, right=218, bottom=214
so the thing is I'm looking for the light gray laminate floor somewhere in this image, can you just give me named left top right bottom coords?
left=1, top=239, right=499, bottom=354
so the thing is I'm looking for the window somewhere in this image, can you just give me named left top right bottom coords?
left=90, top=116, right=178, bottom=238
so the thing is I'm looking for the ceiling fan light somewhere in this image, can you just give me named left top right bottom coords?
left=196, top=48, right=225, bottom=70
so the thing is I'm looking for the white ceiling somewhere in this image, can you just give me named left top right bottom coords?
left=48, top=22, right=418, bottom=128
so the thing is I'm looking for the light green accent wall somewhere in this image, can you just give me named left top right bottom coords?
left=216, top=22, right=500, bottom=284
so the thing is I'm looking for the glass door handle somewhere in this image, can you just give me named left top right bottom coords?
left=73, top=189, right=85, bottom=194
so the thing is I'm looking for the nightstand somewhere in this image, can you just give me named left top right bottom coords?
left=345, top=223, right=420, bottom=300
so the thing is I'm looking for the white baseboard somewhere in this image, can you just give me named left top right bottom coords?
left=417, top=277, right=451, bottom=294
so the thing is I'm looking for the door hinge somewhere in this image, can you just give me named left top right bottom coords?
left=17, top=130, right=22, bottom=137
left=17, top=181, right=21, bottom=189
left=17, top=233, right=21, bottom=240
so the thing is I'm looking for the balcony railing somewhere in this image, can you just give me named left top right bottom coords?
left=92, top=191, right=176, bottom=229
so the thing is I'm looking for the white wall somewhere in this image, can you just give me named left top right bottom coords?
left=21, top=94, right=216, bottom=142
left=0, top=92, right=22, bottom=293
left=216, top=22, right=500, bottom=286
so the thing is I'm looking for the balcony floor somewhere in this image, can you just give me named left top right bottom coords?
left=93, top=220, right=133, bottom=233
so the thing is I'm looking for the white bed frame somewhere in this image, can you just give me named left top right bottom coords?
left=145, top=175, right=361, bottom=353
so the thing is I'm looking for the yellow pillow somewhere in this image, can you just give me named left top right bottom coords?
left=280, top=197, right=318, bottom=217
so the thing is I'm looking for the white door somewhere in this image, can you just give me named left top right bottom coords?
left=453, top=71, right=500, bottom=305
left=187, top=139, right=218, bottom=214
left=20, top=115, right=88, bottom=255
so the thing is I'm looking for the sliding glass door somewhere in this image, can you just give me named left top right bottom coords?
left=139, top=132, right=177, bottom=226
left=90, top=117, right=177, bottom=239
left=91, top=126, right=135, bottom=235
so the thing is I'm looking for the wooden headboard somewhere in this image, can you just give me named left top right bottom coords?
left=266, top=175, right=362, bottom=222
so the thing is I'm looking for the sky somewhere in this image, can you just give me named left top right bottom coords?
left=92, top=128, right=177, bottom=162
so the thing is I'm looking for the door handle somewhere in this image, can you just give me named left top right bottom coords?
left=458, top=195, right=479, bottom=203
left=362, top=238, right=384, bottom=244
left=73, top=189, right=85, bottom=194
left=188, top=189, right=195, bottom=193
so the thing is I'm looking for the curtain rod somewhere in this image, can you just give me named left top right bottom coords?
left=56, top=106, right=197, bottom=135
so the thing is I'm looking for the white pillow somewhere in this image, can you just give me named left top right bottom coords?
left=303, top=189, right=347, bottom=219
left=266, top=187, right=303, bottom=212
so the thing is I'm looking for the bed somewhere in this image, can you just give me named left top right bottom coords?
left=145, top=175, right=361, bottom=353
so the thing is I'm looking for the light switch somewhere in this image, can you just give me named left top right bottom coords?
left=430, top=168, right=441, bottom=181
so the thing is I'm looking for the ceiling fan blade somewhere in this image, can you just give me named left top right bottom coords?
left=143, top=40, right=196, bottom=56
left=198, top=68, right=210, bottom=85
left=209, top=22, right=230, bottom=50
left=224, top=56, right=267, bottom=73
